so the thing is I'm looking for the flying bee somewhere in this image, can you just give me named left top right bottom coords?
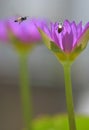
left=14, top=16, right=28, bottom=24
left=57, top=23, right=63, bottom=33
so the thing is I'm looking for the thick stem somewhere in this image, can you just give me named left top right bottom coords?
left=19, top=53, right=32, bottom=130
left=63, top=62, right=76, bottom=130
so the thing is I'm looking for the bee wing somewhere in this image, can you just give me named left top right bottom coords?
left=14, top=15, right=21, bottom=22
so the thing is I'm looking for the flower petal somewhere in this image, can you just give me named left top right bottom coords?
left=77, top=21, right=82, bottom=37
left=77, top=24, right=89, bottom=49
left=71, top=21, right=77, bottom=46
left=62, top=31, right=73, bottom=53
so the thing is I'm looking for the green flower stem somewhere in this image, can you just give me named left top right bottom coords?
left=19, top=53, right=32, bottom=130
left=63, top=62, right=76, bottom=130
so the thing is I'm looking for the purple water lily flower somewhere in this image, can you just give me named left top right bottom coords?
left=0, top=17, right=46, bottom=53
left=37, top=20, right=89, bottom=62
left=7, top=17, right=43, bottom=43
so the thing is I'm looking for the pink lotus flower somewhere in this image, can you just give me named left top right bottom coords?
left=37, top=20, right=89, bottom=63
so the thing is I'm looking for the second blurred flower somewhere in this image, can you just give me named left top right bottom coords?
left=0, top=16, right=47, bottom=130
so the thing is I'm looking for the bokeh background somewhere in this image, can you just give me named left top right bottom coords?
left=0, top=0, right=89, bottom=130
